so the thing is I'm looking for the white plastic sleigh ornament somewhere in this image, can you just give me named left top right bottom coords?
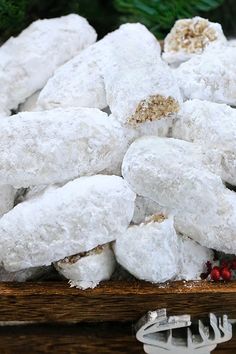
left=136, top=309, right=232, bottom=354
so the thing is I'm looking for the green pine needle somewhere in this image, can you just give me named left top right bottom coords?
left=0, top=0, right=30, bottom=37
left=114, top=0, right=224, bottom=38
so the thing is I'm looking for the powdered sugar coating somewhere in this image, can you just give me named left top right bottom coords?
left=0, top=108, right=125, bottom=187
left=176, top=235, right=213, bottom=281
left=174, top=45, right=236, bottom=105
left=163, top=17, right=226, bottom=66
left=132, top=195, right=165, bottom=225
left=122, top=136, right=236, bottom=254
left=16, top=185, right=59, bottom=205
left=37, top=23, right=163, bottom=113
left=37, top=45, right=106, bottom=111
left=132, top=197, right=213, bottom=281
left=0, top=109, right=8, bottom=117
left=19, top=91, right=40, bottom=112
left=101, top=25, right=181, bottom=126
left=55, top=244, right=116, bottom=289
left=100, top=116, right=174, bottom=177
left=0, top=185, right=15, bottom=217
left=38, top=23, right=180, bottom=140
left=0, top=14, right=97, bottom=113
left=0, top=266, right=49, bottom=282
left=173, top=99, right=236, bottom=185
left=0, top=175, right=135, bottom=271
left=113, top=217, right=178, bottom=283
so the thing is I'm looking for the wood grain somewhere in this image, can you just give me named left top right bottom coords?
left=0, top=280, right=235, bottom=322
left=0, top=323, right=234, bottom=354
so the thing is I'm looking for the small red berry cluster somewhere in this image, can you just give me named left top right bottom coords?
left=201, top=259, right=236, bottom=282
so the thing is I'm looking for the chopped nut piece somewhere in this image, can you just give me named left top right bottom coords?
left=128, top=95, right=180, bottom=125
left=132, top=196, right=168, bottom=225
left=144, top=213, right=166, bottom=224
left=163, top=17, right=226, bottom=65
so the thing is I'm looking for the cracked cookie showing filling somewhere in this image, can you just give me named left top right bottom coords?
left=122, top=136, right=236, bottom=254
left=55, top=244, right=116, bottom=290
left=128, top=95, right=180, bottom=125
left=113, top=215, right=178, bottom=283
left=163, top=17, right=226, bottom=65
left=0, top=175, right=135, bottom=272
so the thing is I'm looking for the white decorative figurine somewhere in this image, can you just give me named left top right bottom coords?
left=136, top=309, right=232, bottom=354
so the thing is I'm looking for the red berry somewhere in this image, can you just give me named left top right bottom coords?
left=213, top=266, right=220, bottom=271
left=221, top=267, right=232, bottom=281
left=210, top=267, right=221, bottom=281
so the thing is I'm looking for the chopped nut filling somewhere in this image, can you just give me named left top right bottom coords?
left=59, top=245, right=105, bottom=264
left=128, top=95, right=179, bottom=125
left=166, top=18, right=217, bottom=54
left=145, top=213, right=166, bottom=224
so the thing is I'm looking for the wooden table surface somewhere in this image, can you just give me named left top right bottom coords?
left=0, top=280, right=235, bottom=353
left=0, top=280, right=235, bottom=322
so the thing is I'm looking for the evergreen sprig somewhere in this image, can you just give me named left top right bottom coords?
left=0, top=0, right=229, bottom=41
left=114, top=0, right=225, bottom=37
left=0, top=0, right=30, bottom=37
left=0, top=0, right=117, bottom=40
left=0, top=0, right=81, bottom=39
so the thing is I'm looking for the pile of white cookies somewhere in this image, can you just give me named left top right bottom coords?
left=0, top=14, right=235, bottom=289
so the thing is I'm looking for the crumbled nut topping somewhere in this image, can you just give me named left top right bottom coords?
left=145, top=213, right=166, bottom=224
left=166, top=18, right=217, bottom=54
left=128, top=95, right=179, bottom=125
left=59, top=245, right=105, bottom=264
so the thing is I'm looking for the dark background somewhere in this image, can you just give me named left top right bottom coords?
left=0, top=0, right=236, bottom=41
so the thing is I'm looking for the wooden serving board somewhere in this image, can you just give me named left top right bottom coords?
left=0, top=280, right=235, bottom=353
